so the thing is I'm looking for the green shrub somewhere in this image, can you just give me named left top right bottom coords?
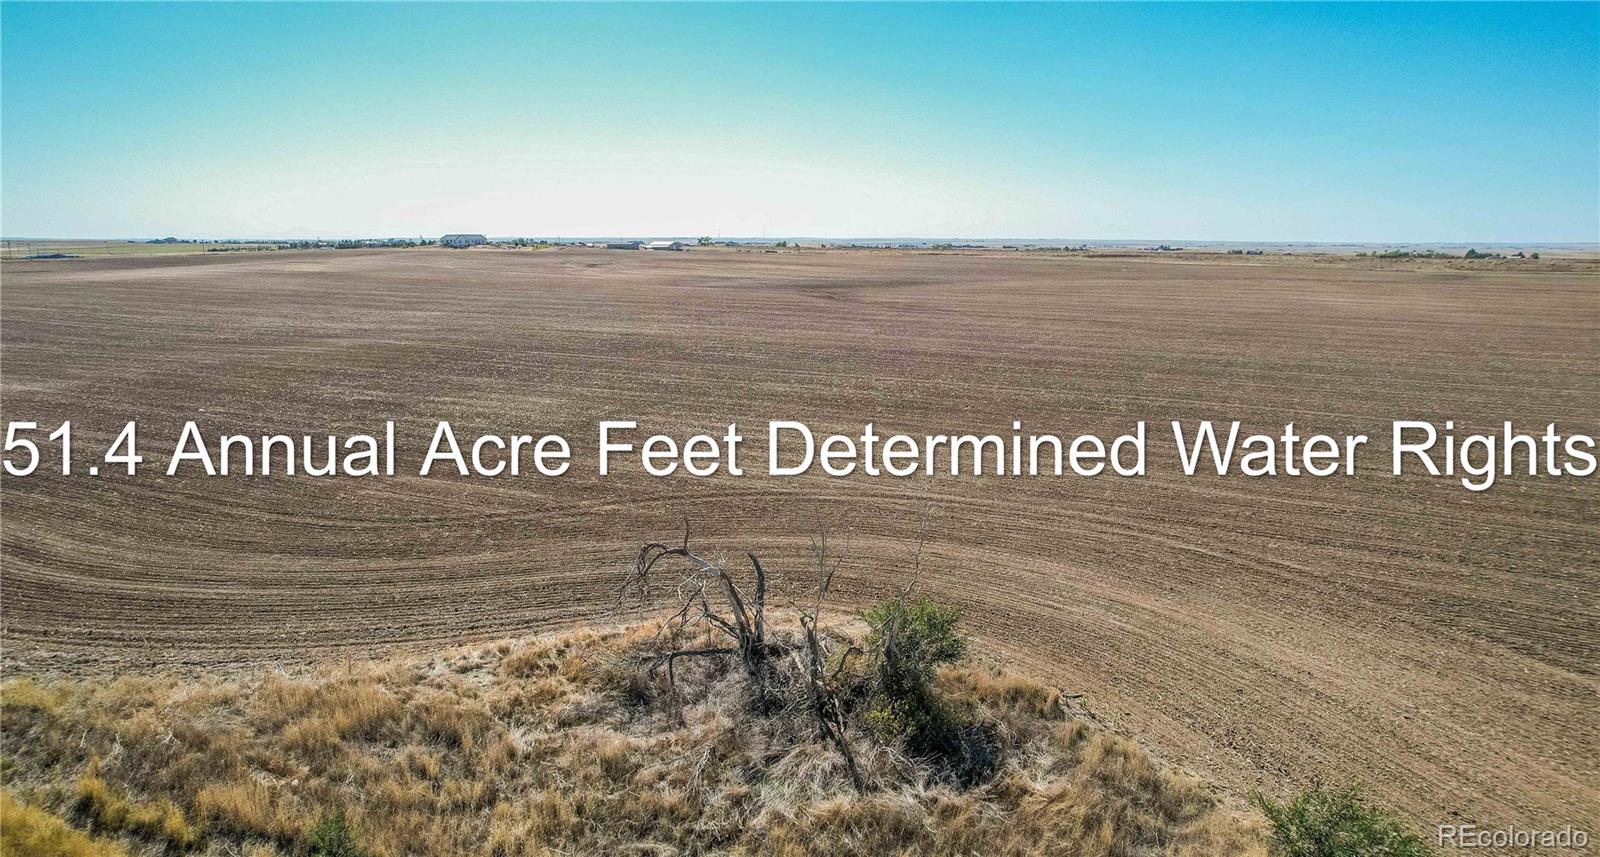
left=1254, top=787, right=1432, bottom=857
left=863, top=598, right=987, bottom=777
left=865, top=597, right=967, bottom=690
left=307, top=808, right=363, bottom=857
left=863, top=691, right=957, bottom=746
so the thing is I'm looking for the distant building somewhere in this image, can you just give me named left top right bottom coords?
left=604, top=241, right=643, bottom=250
left=440, top=234, right=487, bottom=248
left=645, top=241, right=685, bottom=251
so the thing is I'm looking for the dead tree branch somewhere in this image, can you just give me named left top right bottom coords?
left=799, top=526, right=867, bottom=792
left=621, top=523, right=865, bottom=790
left=623, top=524, right=779, bottom=709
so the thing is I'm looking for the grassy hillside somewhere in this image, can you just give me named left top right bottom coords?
left=1, top=619, right=1263, bottom=857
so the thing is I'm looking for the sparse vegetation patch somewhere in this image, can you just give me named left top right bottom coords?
left=1, top=529, right=1271, bottom=856
left=1254, top=787, right=1433, bottom=857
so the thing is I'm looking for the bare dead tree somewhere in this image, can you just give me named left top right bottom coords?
left=619, top=520, right=782, bottom=712
left=619, top=521, right=867, bottom=790
left=797, top=526, right=867, bottom=793
left=868, top=503, right=934, bottom=703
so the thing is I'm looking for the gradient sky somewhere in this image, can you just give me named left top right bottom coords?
left=3, top=2, right=1597, bottom=241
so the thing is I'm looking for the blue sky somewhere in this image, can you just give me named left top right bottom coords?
left=3, top=2, right=1596, bottom=241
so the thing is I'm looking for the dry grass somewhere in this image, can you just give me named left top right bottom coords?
left=1, top=622, right=1263, bottom=856
left=74, top=768, right=198, bottom=848
left=1, top=790, right=130, bottom=857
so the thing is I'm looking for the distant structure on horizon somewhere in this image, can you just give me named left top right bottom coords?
left=440, top=233, right=487, bottom=248
left=645, top=240, right=685, bottom=251
left=603, top=240, right=643, bottom=250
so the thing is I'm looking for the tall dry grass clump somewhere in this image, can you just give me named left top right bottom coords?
left=1, top=790, right=130, bottom=857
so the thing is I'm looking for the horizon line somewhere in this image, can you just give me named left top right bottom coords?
left=5, top=235, right=1597, bottom=248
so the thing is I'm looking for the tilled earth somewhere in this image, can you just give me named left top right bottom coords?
left=2, top=247, right=1595, bottom=835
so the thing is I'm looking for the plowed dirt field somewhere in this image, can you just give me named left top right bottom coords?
left=2, top=247, right=1595, bottom=834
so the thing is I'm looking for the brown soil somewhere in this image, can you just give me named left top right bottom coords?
left=2, top=247, right=1595, bottom=836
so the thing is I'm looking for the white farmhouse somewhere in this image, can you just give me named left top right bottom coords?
left=645, top=240, right=685, bottom=251
left=440, top=233, right=487, bottom=248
